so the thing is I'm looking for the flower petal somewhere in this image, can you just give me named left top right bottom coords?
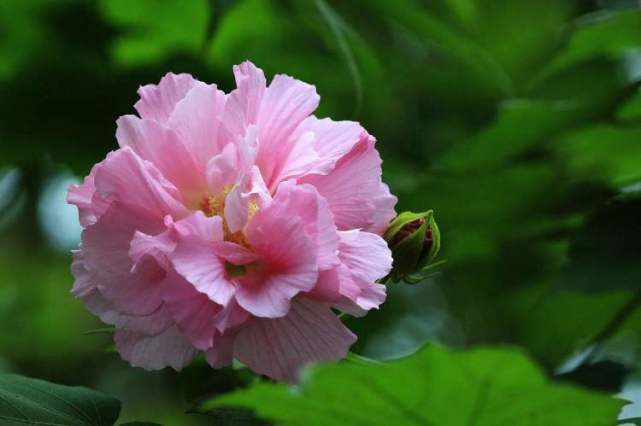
left=234, top=298, right=356, bottom=382
left=272, top=182, right=339, bottom=270
left=299, top=136, right=396, bottom=232
left=162, top=272, right=221, bottom=351
left=224, top=165, right=270, bottom=233
left=222, top=61, right=267, bottom=139
left=171, top=236, right=236, bottom=306
left=93, top=147, right=187, bottom=221
left=338, top=229, right=393, bottom=284
left=116, top=117, right=207, bottom=206
left=168, top=82, right=227, bottom=168
left=114, top=325, right=197, bottom=371
left=135, top=73, right=197, bottom=124
left=81, top=206, right=166, bottom=316
left=237, top=192, right=319, bottom=318
left=67, top=164, right=109, bottom=227
left=255, top=74, right=320, bottom=186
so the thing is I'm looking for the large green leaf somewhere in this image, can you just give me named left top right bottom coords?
left=0, top=374, right=121, bottom=426
left=203, top=345, right=626, bottom=426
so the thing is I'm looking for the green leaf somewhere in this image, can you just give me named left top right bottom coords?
left=100, top=0, right=210, bottom=66
left=438, top=99, right=587, bottom=173
left=557, top=125, right=641, bottom=187
left=202, top=345, right=626, bottom=425
left=0, top=374, right=121, bottom=426
left=540, top=10, right=641, bottom=80
left=508, top=287, right=634, bottom=366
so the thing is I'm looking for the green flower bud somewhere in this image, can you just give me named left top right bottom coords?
left=384, top=210, right=441, bottom=281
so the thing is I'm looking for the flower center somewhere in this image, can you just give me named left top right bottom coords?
left=200, top=185, right=259, bottom=248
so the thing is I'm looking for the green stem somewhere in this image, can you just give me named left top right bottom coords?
left=585, top=291, right=641, bottom=362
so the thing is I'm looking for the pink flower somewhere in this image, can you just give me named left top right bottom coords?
left=68, top=61, right=396, bottom=382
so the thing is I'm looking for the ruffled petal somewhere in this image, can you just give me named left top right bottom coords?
left=135, top=73, right=197, bottom=124
left=116, top=117, right=207, bottom=207
left=171, top=235, right=237, bottom=306
left=206, top=142, right=239, bottom=194
left=162, top=272, right=221, bottom=351
left=67, top=164, right=109, bottom=227
left=114, top=325, right=197, bottom=371
left=222, top=61, right=267, bottom=139
left=204, top=334, right=236, bottom=369
left=93, top=147, right=187, bottom=221
left=271, top=182, right=339, bottom=270
left=255, top=74, right=320, bottom=187
left=337, top=229, right=392, bottom=284
left=73, top=242, right=174, bottom=336
left=81, top=206, right=166, bottom=316
left=167, top=82, right=227, bottom=168
left=286, top=116, right=364, bottom=180
left=234, top=298, right=356, bottom=382
left=299, top=136, right=396, bottom=232
left=236, top=189, right=320, bottom=318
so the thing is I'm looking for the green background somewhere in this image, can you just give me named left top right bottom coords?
left=1, top=0, right=641, bottom=424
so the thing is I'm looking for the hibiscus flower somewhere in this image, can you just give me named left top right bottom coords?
left=68, top=61, right=396, bottom=382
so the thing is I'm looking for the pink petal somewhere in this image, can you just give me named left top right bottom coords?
left=213, top=299, right=250, bottom=333
left=116, top=117, right=207, bottom=206
left=222, top=61, right=266, bottom=139
left=70, top=250, right=95, bottom=298
left=237, top=193, right=319, bottom=318
left=204, top=333, right=236, bottom=368
left=224, top=165, right=270, bottom=233
left=129, top=230, right=176, bottom=270
left=212, top=241, right=261, bottom=265
left=290, top=116, right=364, bottom=177
left=369, top=182, right=398, bottom=234
left=306, top=230, right=391, bottom=314
left=67, top=164, right=109, bottom=227
left=307, top=268, right=341, bottom=302
left=255, top=74, right=320, bottom=186
left=81, top=206, right=166, bottom=316
left=167, top=82, right=227, bottom=168
left=93, top=147, right=187, bottom=221
left=73, top=240, right=174, bottom=336
left=171, top=238, right=236, bottom=306
left=299, top=136, right=396, bottom=232
left=114, top=326, right=197, bottom=371
left=271, top=182, right=339, bottom=270
left=162, top=272, right=221, bottom=350
left=170, top=211, right=224, bottom=241
left=234, top=298, right=356, bottom=382
left=338, top=229, right=392, bottom=284
left=85, top=290, right=174, bottom=336
left=135, top=73, right=197, bottom=124
left=267, top=129, right=320, bottom=188
left=206, top=142, right=239, bottom=194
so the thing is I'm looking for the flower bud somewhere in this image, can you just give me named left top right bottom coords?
left=384, top=210, right=440, bottom=280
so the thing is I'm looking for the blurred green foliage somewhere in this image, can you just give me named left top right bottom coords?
left=1, top=0, right=641, bottom=424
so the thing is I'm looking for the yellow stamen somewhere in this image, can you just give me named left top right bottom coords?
left=200, top=185, right=259, bottom=248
